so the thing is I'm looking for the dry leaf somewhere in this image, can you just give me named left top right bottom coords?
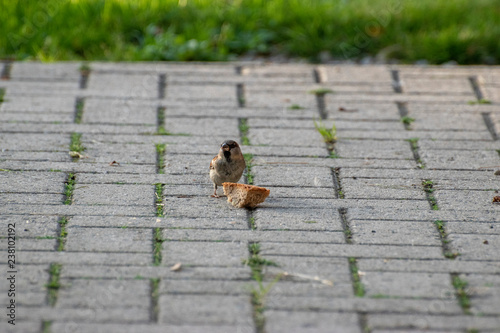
left=493, top=196, right=500, bottom=203
left=170, top=263, right=182, bottom=271
left=69, top=151, right=83, bottom=158
left=109, top=160, right=120, bottom=166
left=358, top=270, right=366, bottom=277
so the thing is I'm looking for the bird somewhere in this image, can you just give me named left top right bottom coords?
left=209, top=140, right=246, bottom=197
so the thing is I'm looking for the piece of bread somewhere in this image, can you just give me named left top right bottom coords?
left=222, top=182, right=270, bottom=208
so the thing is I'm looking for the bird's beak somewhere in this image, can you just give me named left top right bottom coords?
left=222, top=144, right=230, bottom=151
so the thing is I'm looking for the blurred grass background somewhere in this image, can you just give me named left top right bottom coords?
left=0, top=0, right=499, bottom=64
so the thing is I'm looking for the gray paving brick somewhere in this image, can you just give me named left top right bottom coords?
left=253, top=165, right=333, bottom=187
left=448, top=234, right=500, bottom=260
left=265, top=311, right=361, bottom=333
left=158, top=295, right=253, bottom=326
left=249, top=128, right=323, bottom=147
left=420, top=149, right=500, bottom=170
left=335, top=139, right=414, bottom=160
left=73, top=184, right=154, bottom=206
left=362, top=272, right=455, bottom=298
left=162, top=241, right=248, bottom=266
left=357, top=259, right=500, bottom=274
left=0, top=95, right=76, bottom=113
left=367, top=314, right=500, bottom=330
left=18, top=251, right=152, bottom=266
left=435, top=189, right=500, bottom=211
left=465, top=273, right=500, bottom=315
left=254, top=208, right=343, bottom=231
left=350, top=220, right=441, bottom=246
left=65, top=227, right=152, bottom=252
left=9, top=62, right=81, bottom=80
left=162, top=229, right=345, bottom=244
left=0, top=171, right=65, bottom=193
left=82, top=98, right=158, bottom=125
left=165, top=117, right=240, bottom=137
left=0, top=133, right=69, bottom=151
left=50, top=323, right=240, bottom=333
left=160, top=279, right=249, bottom=295
left=401, top=77, right=474, bottom=94
left=86, top=73, right=159, bottom=98
left=342, top=178, right=426, bottom=200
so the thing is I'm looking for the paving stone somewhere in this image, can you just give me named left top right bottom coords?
left=319, top=65, right=392, bottom=83
left=420, top=149, right=500, bottom=170
left=464, top=273, right=500, bottom=316
left=0, top=95, right=76, bottom=113
left=86, top=73, right=160, bottom=98
left=245, top=90, right=317, bottom=109
left=0, top=112, right=74, bottom=123
left=447, top=234, right=500, bottom=260
left=1, top=80, right=80, bottom=95
left=73, top=184, right=154, bottom=206
left=0, top=322, right=40, bottom=333
left=0, top=133, right=69, bottom=151
left=335, top=139, right=414, bottom=160
left=265, top=310, right=361, bottom=333
left=56, top=279, right=150, bottom=308
left=163, top=196, right=249, bottom=219
left=158, top=295, right=253, bottom=326
left=324, top=102, right=400, bottom=121
left=160, top=279, right=249, bottom=295
left=0, top=171, right=65, bottom=193
left=350, top=220, right=441, bottom=246
left=265, top=296, right=462, bottom=315
left=248, top=128, right=324, bottom=147
left=409, top=111, right=487, bottom=131
left=65, top=227, right=152, bottom=252
left=253, top=208, right=344, bottom=231
left=253, top=165, right=333, bottom=187
left=367, top=314, right=500, bottom=330
left=82, top=98, right=157, bottom=125
left=259, top=242, right=444, bottom=259
left=165, top=117, right=239, bottom=137
left=362, top=272, right=455, bottom=299
left=401, top=77, right=474, bottom=94
left=9, top=62, right=81, bottom=80
left=50, top=323, right=240, bottom=333
left=0, top=193, right=63, bottom=204
left=435, top=189, right=500, bottom=211
left=162, top=229, right=345, bottom=244
left=161, top=241, right=248, bottom=266
left=357, top=259, right=500, bottom=274
left=18, top=251, right=152, bottom=266
left=166, top=84, right=236, bottom=102
left=342, top=178, right=426, bottom=200
left=3, top=215, right=59, bottom=238
left=81, top=142, right=157, bottom=165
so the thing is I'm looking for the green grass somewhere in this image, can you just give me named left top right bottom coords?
left=156, top=107, right=170, bottom=135
left=288, top=104, right=305, bottom=110
left=243, top=153, right=254, bottom=185
left=57, top=217, right=69, bottom=251
left=422, top=179, right=439, bottom=210
left=64, top=173, right=76, bottom=205
left=468, top=99, right=492, bottom=105
left=1, top=0, right=499, bottom=64
left=239, top=118, right=250, bottom=146
left=314, top=119, right=337, bottom=144
left=348, top=257, right=365, bottom=297
left=155, top=183, right=164, bottom=217
left=74, top=98, right=84, bottom=124
left=0, top=88, right=5, bottom=103
left=153, top=228, right=164, bottom=265
left=155, top=143, right=166, bottom=174
left=46, top=263, right=62, bottom=306
left=309, top=88, right=334, bottom=95
left=401, top=116, right=415, bottom=126
left=452, top=275, right=472, bottom=314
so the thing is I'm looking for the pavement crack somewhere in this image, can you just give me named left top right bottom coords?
left=481, top=112, right=499, bottom=141
left=158, top=73, right=167, bottom=99
left=1, top=60, right=12, bottom=79
left=390, top=69, right=403, bottom=93
left=236, top=83, right=246, bottom=107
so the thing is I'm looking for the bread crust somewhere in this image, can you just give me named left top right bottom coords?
left=222, top=182, right=270, bottom=208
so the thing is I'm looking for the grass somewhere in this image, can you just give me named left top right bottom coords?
left=156, top=107, right=169, bottom=135
left=46, top=263, right=62, bottom=306
left=452, top=275, right=472, bottom=314
left=155, top=183, right=164, bottom=217
left=400, top=116, right=415, bottom=127
left=243, top=243, right=280, bottom=332
left=64, top=173, right=76, bottom=205
left=309, top=88, right=333, bottom=95
left=407, top=137, right=425, bottom=169
left=468, top=99, right=492, bottom=105
left=314, top=119, right=337, bottom=144
left=2, top=0, right=499, bottom=64
left=69, top=132, right=86, bottom=160
left=150, top=278, right=160, bottom=321
left=57, top=217, right=69, bottom=251
left=422, top=179, right=439, bottom=210
left=239, top=118, right=250, bottom=145
left=74, top=98, right=84, bottom=124
left=243, top=153, right=254, bottom=185
left=288, top=104, right=305, bottom=110
left=348, top=257, right=365, bottom=297
left=0, top=88, right=5, bottom=103
left=153, top=228, right=164, bottom=265
left=155, top=143, right=166, bottom=173
left=42, top=321, right=52, bottom=333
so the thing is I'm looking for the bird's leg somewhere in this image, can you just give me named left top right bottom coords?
left=211, top=184, right=219, bottom=198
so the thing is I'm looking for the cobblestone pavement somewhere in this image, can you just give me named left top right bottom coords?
left=1, top=61, right=500, bottom=333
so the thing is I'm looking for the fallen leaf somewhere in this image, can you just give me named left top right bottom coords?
left=338, top=106, right=358, bottom=112
left=483, top=240, right=489, bottom=245
left=494, top=170, right=500, bottom=175
left=493, top=196, right=500, bottom=203
left=170, top=263, right=182, bottom=271
left=358, top=270, right=366, bottom=277
left=69, top=151, right=84, bottom=158
left=109, top=160, right=120, bottom=166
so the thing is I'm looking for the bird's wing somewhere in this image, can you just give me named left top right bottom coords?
left=210, top=156, right=218, bottom=170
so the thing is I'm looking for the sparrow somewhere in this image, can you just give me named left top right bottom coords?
left=209, top=140, right=246, bottom=197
